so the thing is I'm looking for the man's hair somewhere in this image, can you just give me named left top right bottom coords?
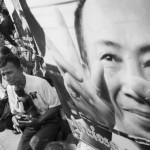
left=74, top=0, right=87, bottom=64
left=0, top=53, right=21, bottom=68
left=0, top=46, right=12, bottom=56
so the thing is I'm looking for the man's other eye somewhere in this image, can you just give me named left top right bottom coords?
left=100, top=54, right=116, bottom=62
left=143, top=60, right=150, bottom=68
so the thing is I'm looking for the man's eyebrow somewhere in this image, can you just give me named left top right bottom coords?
left=140, top=45, right=150, bottom=53
left=100, top=40, right=121, bottom=49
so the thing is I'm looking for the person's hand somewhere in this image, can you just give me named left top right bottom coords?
left=12, top=115, right=22, bottom=133
left=51, top=8, right=115, bottom=128
left=18, top=115, right=40, bottom=128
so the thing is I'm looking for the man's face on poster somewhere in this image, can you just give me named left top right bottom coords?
left=79, top=0, right=150, bottom=139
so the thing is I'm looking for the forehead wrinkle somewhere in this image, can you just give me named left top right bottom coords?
left=82, top=0, right=150, bottom=32
left=84, top=0, right=150, bottom=16
left=97, top=40, right=121, bottom=50
left=83, top=16, right=150, bottom=50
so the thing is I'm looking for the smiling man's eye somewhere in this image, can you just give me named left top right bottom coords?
left=100, top=54, right=115, bottom=61
left=143, top=60, right=150, bottom=68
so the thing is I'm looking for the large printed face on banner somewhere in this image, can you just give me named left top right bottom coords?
left=80, top=0, right=150, bottom=140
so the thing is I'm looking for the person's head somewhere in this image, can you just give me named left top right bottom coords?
left=0, top=54, right=24, bottom=86
left=75, top=0, right=150, bottom=139
left=0, top=46, right=12, bottom=58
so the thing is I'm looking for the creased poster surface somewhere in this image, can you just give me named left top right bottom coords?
left=4, top=0, right=150, bottom=150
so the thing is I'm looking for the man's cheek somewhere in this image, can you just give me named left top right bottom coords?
left=10, top=74, right=15, bottom=80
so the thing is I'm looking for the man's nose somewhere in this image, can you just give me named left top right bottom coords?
left=119, top=59, right=150, bottom=104
left=125, top=56, right=142, bottom=78
left=119, top=55, right=145, bottom=85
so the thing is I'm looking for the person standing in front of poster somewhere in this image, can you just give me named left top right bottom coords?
left=0, top=54, right=61, bottom=150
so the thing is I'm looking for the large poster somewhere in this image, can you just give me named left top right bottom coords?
left=4, top=0, right=150, bottom=150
